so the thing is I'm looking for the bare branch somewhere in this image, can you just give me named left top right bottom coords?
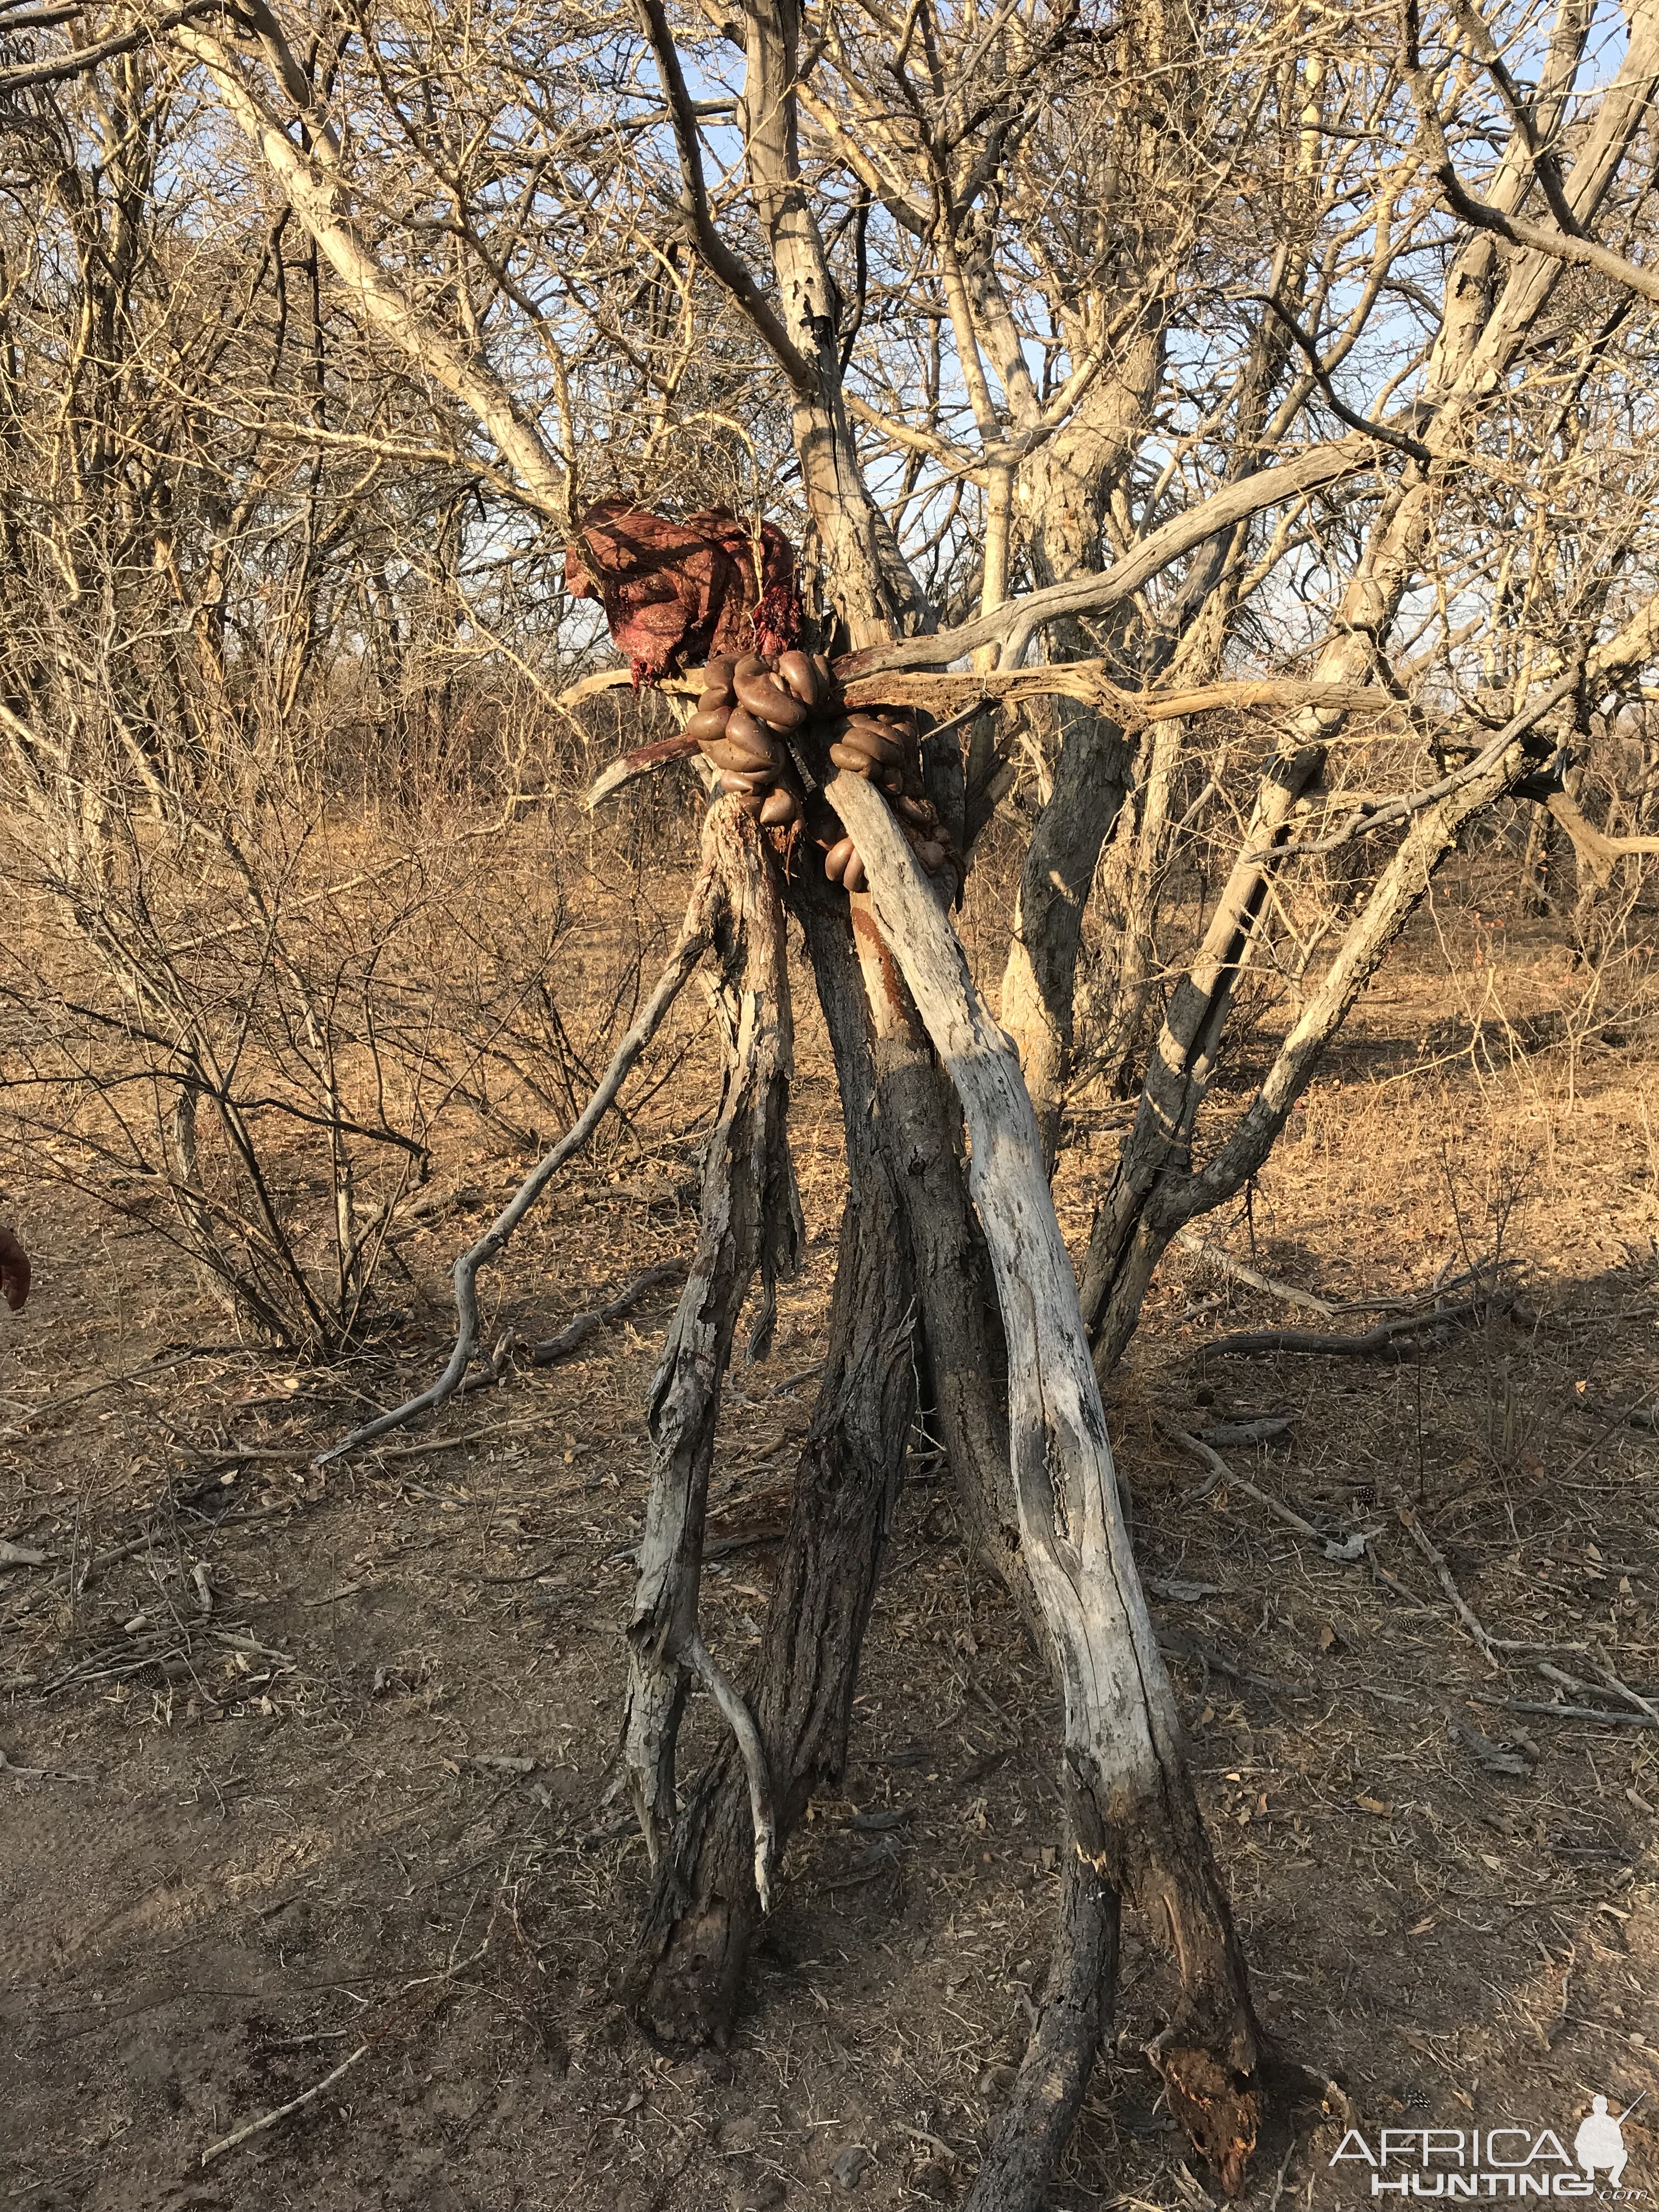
left=841, top=436, right=1383, bottom=674
left=313, top=878, right=719, bottom=1464
left=633, top=0, right=816, bottom=392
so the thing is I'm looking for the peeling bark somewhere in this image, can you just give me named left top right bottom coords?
left=622, top=802, right=802, bottom=1866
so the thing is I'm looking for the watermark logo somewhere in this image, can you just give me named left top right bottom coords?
left=1577, top=2101, right=1631, bottom=2193
left=1329, top=2096, right=1646, bottom=2199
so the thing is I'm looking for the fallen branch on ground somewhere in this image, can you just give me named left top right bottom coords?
left=1396, top=1505, right=1499, bottom=1669
left=1159, top=1424, right=1435, bottom=1615
left=453, top=1263, right=686, bottom=1397
left=1193, top=1413, right=1300, bottom=1446
left=1158, top=1628, right=1295, bottom=1695
left=1158, top=1419, right=1345, bottom=1545
left=1195, top=1287, right=1511, bottom=1359
left=1536, top=1658, right=1659, bottom=1724
left=1173, top=1228, right=1335, bottom=1319
left=1471, top=1695, right=1659, bottom=1731
left=200, top=2043, right=371, bottom=2166
left=1572, top=1388, right=1659, bottom=1435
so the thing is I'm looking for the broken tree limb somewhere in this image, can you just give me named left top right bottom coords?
left=1194, top=1413, right=1300, bottom=1447
left=1572, top=1388, right=1659, bottom=1435
left=1470, top=1695, right=1659, bottom=1731
left=200, top=2042, right=371, bottom=2167
left=1396, top=1505, right=1499, bottom=1669
left=827, top=769, right=1261, bottom=2198
left=522, top=1262, right=685, bottom=1365
left=314, top=880, right=719, bottom=1465
left=1161, top=1422, right=1404, bottom=1593
left=1173, top=1228, right=1336, bottom=1320
left=583, top=730, right=700, bottom=809
left=1156, top=1419, right=1322, bottom=1536
left=1160, top=1419, right=1389, bottom=1560
left=1542, top=788, right=1659, bottom=887
left=685, top=1630, right=776, bottom=1911
left=1158, top=1418, right=1242, bottom=1505
left=622, top=802, right=802, bottom=1869
left=453, top=1262, right=686, bottom=1395
left=840, top=665, right=1435, bottom=730
left=558, top=665, right=699, bottom=718
left=838, top=435, right=1381, bottom=675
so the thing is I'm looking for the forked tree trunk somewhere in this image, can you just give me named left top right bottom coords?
left=735, top=0, right=1041, bottom=1634
left=625, top=873, right=917, bottom=2043
left=625, top=856, right=1054, bottom=2047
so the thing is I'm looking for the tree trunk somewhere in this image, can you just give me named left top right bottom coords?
left=1000, top=326, right=1162, bottom=1166
left=847, top=901, right=1043, bottom=1646
left=621, top=0, right=1041, bottom=2050
left=622, top=804, right=802, bottom=1865
left=743, top=0, right=1042, bottom=1650
left=624, top=873, right=916, bottom=2044
left=998, top=706, right=1135, bottom=1166
left=833, top=772, right=1262, bottom=2194
left=964, top=1844, right=1120, bottom=2212
left=1088, top=709, right=1186, bottom=1098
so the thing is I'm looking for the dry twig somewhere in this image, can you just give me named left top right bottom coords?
left=1396, top=1506, right=1499, bottom=1669
left=200, top=2042, right=371, bottom=2166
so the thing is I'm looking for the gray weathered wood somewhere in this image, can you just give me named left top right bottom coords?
left=622, top=801, right=802, bottom=1870
left=828, top=769, right=1260, bottom=2193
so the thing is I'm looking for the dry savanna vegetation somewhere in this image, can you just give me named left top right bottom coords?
left=2, top=0, right=1659, bottom=2207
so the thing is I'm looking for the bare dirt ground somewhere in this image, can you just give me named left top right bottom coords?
left=4, top=851, right=1658, bottom=2212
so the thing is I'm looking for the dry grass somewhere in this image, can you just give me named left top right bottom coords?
left=2, top=833, right=1657, bottom=2212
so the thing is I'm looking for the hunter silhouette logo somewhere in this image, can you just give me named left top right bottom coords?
left=1576, top=2100, right=1628, bottom=2190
